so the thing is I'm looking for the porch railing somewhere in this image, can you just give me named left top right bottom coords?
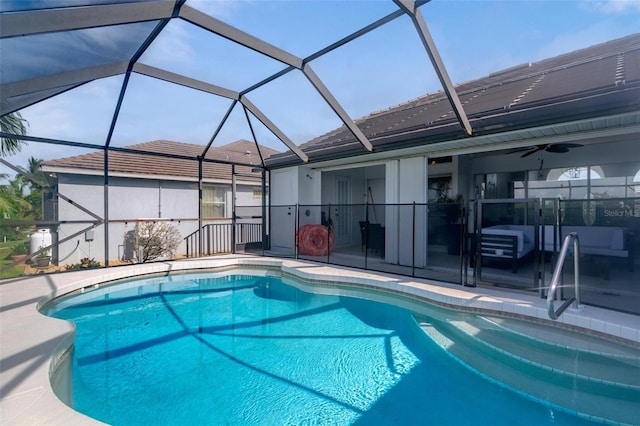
left=184, top=222, right=262, bottom=257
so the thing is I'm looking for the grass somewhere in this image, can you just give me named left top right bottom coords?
left=0, top=260, right=26, bottom=279
left=0, top=246, right=10, bottom=259
left=0, top=239, right=29, bottom=279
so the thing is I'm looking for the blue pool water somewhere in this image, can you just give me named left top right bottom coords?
left=46, top=272, right=596, bottom=425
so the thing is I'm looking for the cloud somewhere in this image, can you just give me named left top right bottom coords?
left=19, top=77, right=124, bottom=148
left=533, top=19, right=638, bottom=61
left=186, top=0, right=241, bottom=19
left=589, top=0, right=640, bottom=13
left=24, top=98, right=74, bottom=138
left=139, top=20, right=195, bottom=67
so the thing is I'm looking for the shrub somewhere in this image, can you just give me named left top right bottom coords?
left=10, top=242, right=28, bottom=256
left=65, top=257, right=101, bottom=271
left=126, top=222, right=181, bottom=263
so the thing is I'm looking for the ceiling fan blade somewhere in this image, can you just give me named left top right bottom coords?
left=520, top=148, right=540, bottom=158
left=554, top=143, right=583, bottom=149
left=546, top=146, right=570, bottom=153
left=506, top=147, right=532, bottom=155
left=546, top=143, right=583, bottom=153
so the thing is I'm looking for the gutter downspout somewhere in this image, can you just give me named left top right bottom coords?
left=158, top=180, right=162, bottom=218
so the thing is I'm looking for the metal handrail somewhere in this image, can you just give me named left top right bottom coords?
left=547, top=232, right=581, bottom=320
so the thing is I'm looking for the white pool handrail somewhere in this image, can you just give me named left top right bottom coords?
left=547, top=232, right=581, bottom=320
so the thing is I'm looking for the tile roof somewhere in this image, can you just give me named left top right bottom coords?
left=266, top=33, right=640, bottom=167
left=42, top=140, right=278, bottom=182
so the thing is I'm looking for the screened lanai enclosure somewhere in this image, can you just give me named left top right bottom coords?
left=1, top=1, right=639, bottom=316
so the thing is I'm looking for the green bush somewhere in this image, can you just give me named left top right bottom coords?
left=10, top=242, right=28, bottom=256
left=65, top=257, right=101, bottom=271
left=0, top=227, right=21, bottom=242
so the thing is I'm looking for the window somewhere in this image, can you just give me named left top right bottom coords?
left=202, top=185, right=227, bottom=218
left=591, top=165, right=640, bottom=199
left=514, top=165, right=626, bottom=201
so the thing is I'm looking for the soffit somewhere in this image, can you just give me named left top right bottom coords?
left=302, top=110, right=640, bottom=170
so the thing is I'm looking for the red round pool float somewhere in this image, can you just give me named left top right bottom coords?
left=297, top=224, right=334, bottom=256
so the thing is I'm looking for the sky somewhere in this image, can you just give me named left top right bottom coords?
left=2, top=0, right=640, bottom=173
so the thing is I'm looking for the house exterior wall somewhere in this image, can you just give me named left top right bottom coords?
left=53, top=173, right=261, bottom=266
left=270, top=158, right=430, bottom=262
left=107, top=177, right=198, bottom=220
left=267, top=136, right=637, bottom=286
left=55, top=175, right=106, bottom=266
left=269, top=167, right=298, bottom=252
left=299, top=167, right=321, bottom=206
left=234, top=185, right=264, bottom=219
left=385, top=157, right=428, bottom=267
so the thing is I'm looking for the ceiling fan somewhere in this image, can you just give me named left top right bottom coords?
left=513, top=143, right=584, bottom=158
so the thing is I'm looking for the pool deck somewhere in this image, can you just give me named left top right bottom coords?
left=1, top=255, right=639, bottom=425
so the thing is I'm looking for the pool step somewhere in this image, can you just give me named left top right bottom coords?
left=479, top=315, right=640, bottom=359
left=417, top=314, right=640, bottom=425
left=451, top=316, right=640, bottom=389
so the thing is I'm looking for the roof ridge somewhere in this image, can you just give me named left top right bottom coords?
left=43, top=139, right=279, bottom=166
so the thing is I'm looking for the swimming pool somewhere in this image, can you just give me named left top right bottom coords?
left=44, top=269, right=639, bottom=425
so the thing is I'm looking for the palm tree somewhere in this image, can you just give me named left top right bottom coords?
left=0, top=112, right=28, bottom=156
left=27, top=156, right=44, bottom=177
left=0, top=180, right=31, bottom=219
left=0, top=157, right=43, bottom=222
left=22, top=157, right=46, bottom=220
left=17, top=157, right=46, bottom=191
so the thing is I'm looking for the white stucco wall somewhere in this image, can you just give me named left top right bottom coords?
left=269, top=168, right=298, bottom=252
left=299, top=167, right=321, bottom=206
left=235, top=185, right=263, bottom=217
left=108, top=178, right=198, bottom=220
left=53, top=174, right=262, bottom=266
left=385, top=157, right=428, bottom=267
left=55, top=175, right=105, bottom=265
left=268, top=159, right=431, bottom=260
left=54, top=175, right=199, bottom=265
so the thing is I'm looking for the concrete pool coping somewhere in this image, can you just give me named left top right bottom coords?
left=1, top=255, right=639, bottom=425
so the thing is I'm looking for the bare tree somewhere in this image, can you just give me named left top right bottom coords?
left=127, top=222, right=181, bottom=262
